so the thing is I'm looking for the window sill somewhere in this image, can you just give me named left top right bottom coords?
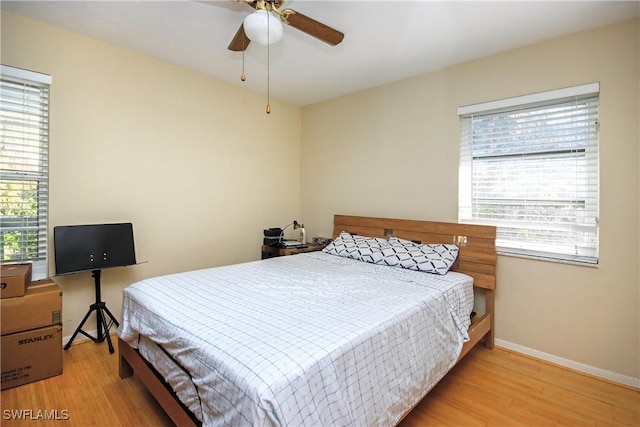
left=497, top=250, right=598, bottom=268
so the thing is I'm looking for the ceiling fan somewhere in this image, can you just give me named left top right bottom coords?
left=227, top=0, right=344, bottom=51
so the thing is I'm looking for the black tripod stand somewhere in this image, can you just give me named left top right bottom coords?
left=64, top=269, right=119, bottom=354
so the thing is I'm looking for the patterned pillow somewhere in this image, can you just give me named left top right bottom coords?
left=323, top=233, right=459, bottom=275
left=381, top=237, right=459, bottom=275
left=323, top=232, right=389, bottom=264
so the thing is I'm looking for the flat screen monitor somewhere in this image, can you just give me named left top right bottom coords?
left=54, top=223, right=137, bottom=275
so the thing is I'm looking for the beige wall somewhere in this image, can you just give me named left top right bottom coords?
left=302, top=19, right=640, bottom=380
left=2, top=12, right=302, bottom=338
left=3, top=11, right=639, bottom=383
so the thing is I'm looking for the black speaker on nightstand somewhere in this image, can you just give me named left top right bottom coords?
left=263, top=228, right=282, bottom=246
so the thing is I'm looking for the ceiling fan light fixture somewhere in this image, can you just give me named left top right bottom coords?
left=243, top=10, right=283, bottom=46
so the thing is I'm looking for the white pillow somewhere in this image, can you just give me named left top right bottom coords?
left=323, top=233, right=459, bottom=275
left=382, top=237, right=459, bottom=275
left=323, top=232, right=389, bottom=264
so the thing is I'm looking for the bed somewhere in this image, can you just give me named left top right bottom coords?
left=118, top=214, right=497, bottom=426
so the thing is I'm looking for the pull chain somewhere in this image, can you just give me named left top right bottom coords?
left=241, top=50, right=246, bottom=81
left=241, top=31, right=246, bottom=82
left=266, top=9, right=271, bottom=114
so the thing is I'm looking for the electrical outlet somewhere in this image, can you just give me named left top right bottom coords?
left=455, top=235, right=468, bottom=246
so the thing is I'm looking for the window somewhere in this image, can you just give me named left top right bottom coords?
left=0, top=65, right=51, bottom=279
left=458, top=83, right=599, bottom=265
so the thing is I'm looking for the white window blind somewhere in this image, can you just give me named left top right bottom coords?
left=0, top=65, right=51, bottom=279
left=458, top=83, right=599, bottom=265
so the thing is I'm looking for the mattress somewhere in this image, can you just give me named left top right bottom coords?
left=118, top=251, right=473, bottom=426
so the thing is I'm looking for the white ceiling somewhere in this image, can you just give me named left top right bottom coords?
left=2, top=1, right=639, bottom=106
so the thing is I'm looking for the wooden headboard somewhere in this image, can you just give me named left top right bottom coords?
left=333, top=214, right=497, bottom=354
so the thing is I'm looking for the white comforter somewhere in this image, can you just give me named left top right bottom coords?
left=118, top=251, right=473, bottom=427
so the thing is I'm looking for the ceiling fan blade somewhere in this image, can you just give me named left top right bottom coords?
left=228, top=24, right=251, bottom=51
left=283, top=9, right=344, bottom=46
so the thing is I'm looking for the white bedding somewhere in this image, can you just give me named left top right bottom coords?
left=118, top=251, right=473, bottom=427
left=137, top=334, right=203, bottom=421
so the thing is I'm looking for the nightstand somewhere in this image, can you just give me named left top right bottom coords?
left=261, top=244, right=325, bottom=260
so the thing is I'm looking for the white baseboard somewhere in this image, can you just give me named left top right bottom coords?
left=63, top=329, right=117, bottom=347
left=63, top=329, right=96, bottom=346
left=495, top=338, right=640, bottom=389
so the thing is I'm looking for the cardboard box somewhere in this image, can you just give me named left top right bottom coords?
left=1, top=325, right=63, bottom=390
left=0, top=280, right=62, bottom=335
left=0, top=263, right=32, bottom=299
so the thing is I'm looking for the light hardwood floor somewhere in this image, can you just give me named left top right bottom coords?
left=2, top=337, right=638, bottom=426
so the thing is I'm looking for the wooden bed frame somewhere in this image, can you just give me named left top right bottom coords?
left=118, top=214, right=497, bottom=426
left=331, top=215, right=497, bottom=360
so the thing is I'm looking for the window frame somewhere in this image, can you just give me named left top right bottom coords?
left=1, top=65, right=52, bottom=279
left=457, top=83, right=600, bottom=266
